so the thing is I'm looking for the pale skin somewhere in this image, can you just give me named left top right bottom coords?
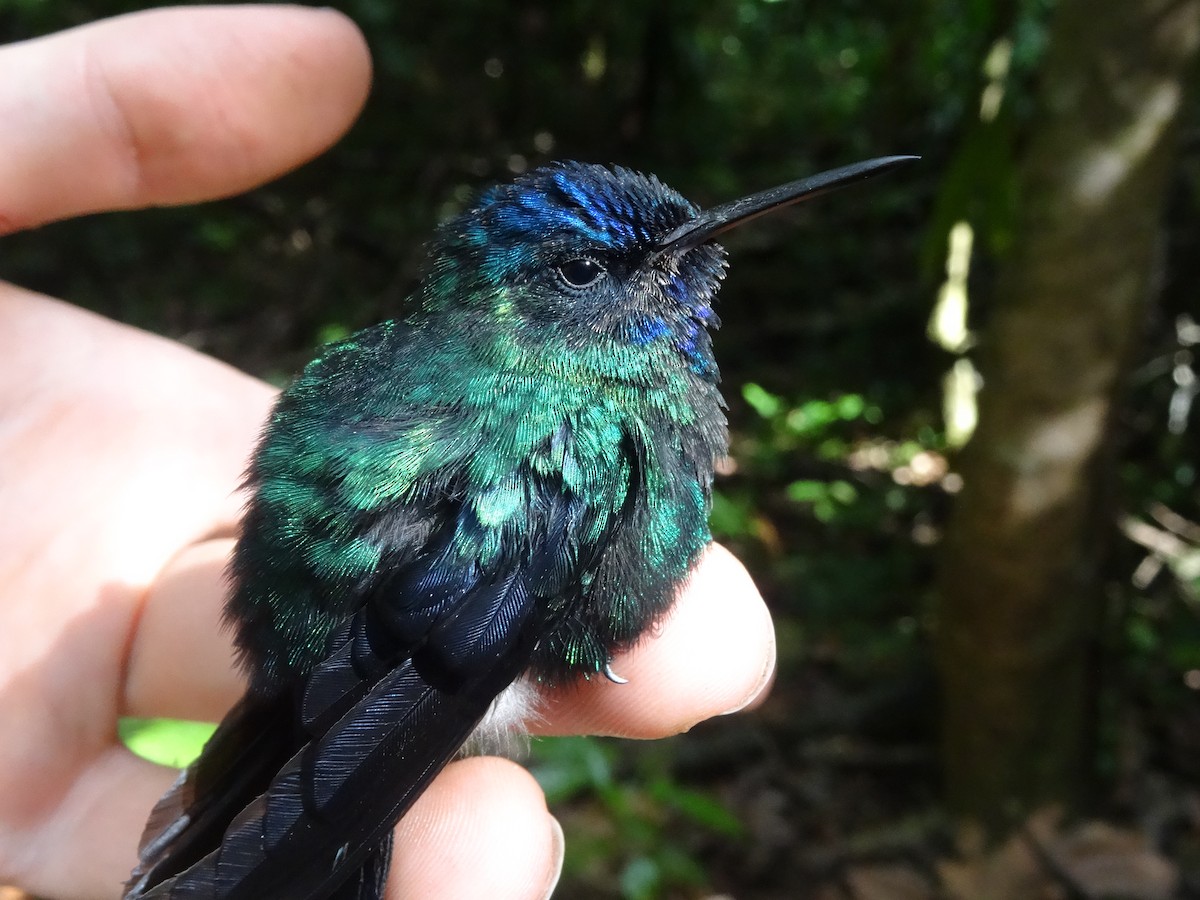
left=0, top=6, right=777, bottom=899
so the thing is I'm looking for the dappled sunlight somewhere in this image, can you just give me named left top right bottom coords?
left=1074, top=80, right=1182, bottom=206
left=942, top=358, right=980, bottom=449
left=1009, top=396, right=1107, bottom=521
left=929, top=221, right=974, bottom=354
left=979, top=38, right=1012, bottom=123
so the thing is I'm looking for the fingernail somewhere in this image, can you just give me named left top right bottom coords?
left=540, top=816, right=565, bottom=900
left=720, top=629, right=776, bottom=716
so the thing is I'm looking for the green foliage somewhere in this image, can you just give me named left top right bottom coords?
left=713, top=379, right=944, bottom=684
left=119, top=718, right=216, bottom=769
left=2, top=0, right=935, bottom=376
left=919, top=0, right=1054, bottom=272
left=530, top=737, right=742, bottom=899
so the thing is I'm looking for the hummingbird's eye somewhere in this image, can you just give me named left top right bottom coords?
left=556, top=258, right=606, bottom=289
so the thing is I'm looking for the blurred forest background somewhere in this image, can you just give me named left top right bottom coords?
left=4, top=0, right=1200, bottom=897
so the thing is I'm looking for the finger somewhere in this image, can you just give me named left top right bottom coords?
left=124, top=541, right=776, bottom=738
left=0, top=5, right=371, bottom=234
left=10, top=753, right=563, bottom=900
left=0, top=289, right=271, bottom=722
left=6, top=746, right=178, bottom=900
left=534, top=543, right=776, bottom=738
left=388, top=757, right=563, bottom=900
left=122, top=538, right=246, bottom=722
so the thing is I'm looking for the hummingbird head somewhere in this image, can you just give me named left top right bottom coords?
left=420, top=157, right=915, bottom=383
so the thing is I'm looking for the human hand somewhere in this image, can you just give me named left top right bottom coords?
left=0, top=6, right=776, bottom=899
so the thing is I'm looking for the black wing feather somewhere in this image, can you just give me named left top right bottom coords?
left=131, top=567, right=541, bottom=899
left=127, top=468, right=598, bottom=900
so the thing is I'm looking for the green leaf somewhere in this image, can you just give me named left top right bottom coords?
left=650, top=781, right=744, bottom=837
left=529, top=736, right=616, bottom=803
left=742, top=382, right=783, bottom=419
left=710, top=488, right=754, bottom=539
left=619, top=855, right=661, bottom=900
left=786, top=479, right=828, bottom=503
left=119, top=717, right=217, bottom=768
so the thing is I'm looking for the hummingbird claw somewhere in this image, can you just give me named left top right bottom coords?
left=603, top=663, right=629, bottom=685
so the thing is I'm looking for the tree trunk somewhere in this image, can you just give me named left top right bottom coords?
left=936, top=0, right=1200, bottom=832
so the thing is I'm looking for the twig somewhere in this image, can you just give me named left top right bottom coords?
left=1149, top=502, right=1200, bottom=544
left=1121, top=516, right=1192, bottom=560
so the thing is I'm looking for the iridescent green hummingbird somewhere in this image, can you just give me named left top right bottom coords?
left=125, top=154, right=914, bottom=899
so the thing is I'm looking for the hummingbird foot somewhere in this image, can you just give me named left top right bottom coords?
left=603, top=663, right=629, bottom=685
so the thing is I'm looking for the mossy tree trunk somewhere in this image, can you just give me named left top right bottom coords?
left=936, top=0, right=1200, bottom=831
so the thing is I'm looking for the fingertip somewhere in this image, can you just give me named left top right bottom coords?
left=705, top=545, right=777, bottom=716
left=536, top=543, right=776, bottom=739
left=0, top=4, right=373, bottom=231
left=87, top=3, right=374, bottom=207
left=387, top=757, right=562, bottom=900
left=540, top=816, right=565, bottom=900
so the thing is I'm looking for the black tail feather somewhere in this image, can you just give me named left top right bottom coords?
left=326, top=834, right=393, bottom=900
left=126, top=569, right=541, bottom=899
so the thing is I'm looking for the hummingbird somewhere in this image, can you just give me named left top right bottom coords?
left=125, top=154, right=913, bottom=899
